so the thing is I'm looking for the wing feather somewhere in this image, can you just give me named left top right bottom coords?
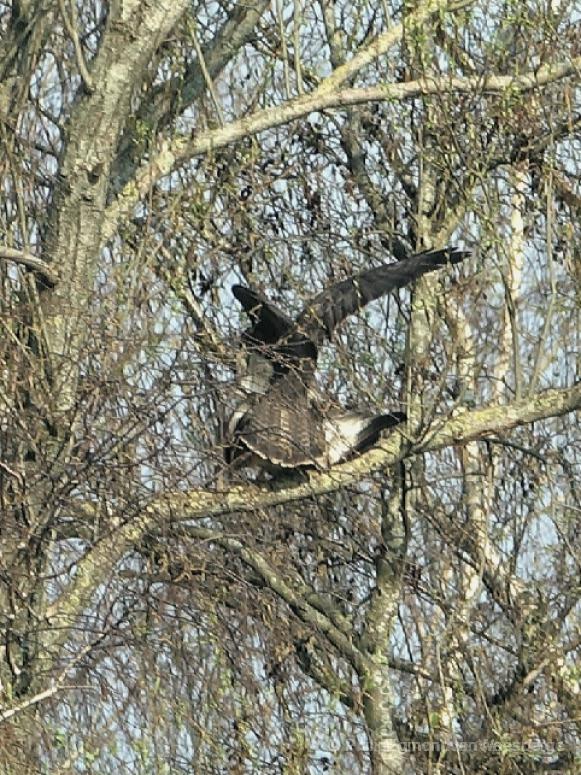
left=297, top=248, right=469, bottom=344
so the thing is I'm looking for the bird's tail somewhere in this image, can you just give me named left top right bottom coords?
left=356, top=412, right=406, bottom=452
left=326, top=410, right=406, bottom=465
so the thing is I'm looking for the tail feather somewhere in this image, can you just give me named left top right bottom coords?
left=353, top=412, right=406, bottom=453
left=325, top=410, right=406, bottom=465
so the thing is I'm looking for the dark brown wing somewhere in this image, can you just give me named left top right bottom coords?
left=231, top=287, right=322, bottom=467
left=296, top=247, right=469, bottom=345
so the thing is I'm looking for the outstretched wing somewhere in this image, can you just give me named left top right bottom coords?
left=296, top=247, right=469, bottom=345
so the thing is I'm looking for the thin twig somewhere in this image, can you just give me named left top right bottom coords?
left=58, top=0, right=94, bottom=93
left=529, top=170, right=556, bottom=394
left=189, top=20, right=224, bottom=126
left=293, top=0, right=304, bottom=94
left=0, top=684, right=72, bottom=723
left=277, top=0, right=291, bottom=98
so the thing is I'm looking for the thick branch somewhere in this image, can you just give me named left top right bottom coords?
left=101, top=0, right=462, bottom=240
left=45, top=383, right=581, bottom=657
left=102, top=52, right=581, bottom=243
left=42, top=0, right=190, bottom=413
left=317, top=0, right=476, bottom=94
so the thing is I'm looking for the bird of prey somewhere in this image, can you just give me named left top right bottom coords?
left=225, top=248, right=469, bottom=472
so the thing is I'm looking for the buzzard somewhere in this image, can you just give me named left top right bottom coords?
left=225, top=248, right=469, bottom=471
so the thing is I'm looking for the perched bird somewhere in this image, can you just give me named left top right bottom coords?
left=225, top=248, right=469, bottom=472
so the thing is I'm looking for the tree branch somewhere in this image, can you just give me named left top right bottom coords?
left=0, top=246, right=57, bottom=285
left=57, top=0, right=94, bottom=93
left=102, top=51, right=581, bottom=244
left=45, top=382, right=581, bottom=658
left=111, top=0, right=270, bottom=192
left=42, top=0, right=190, bottom=414
left=101, top=0, right=463, bottom=240
left=188, top=528, right=371, bottom=676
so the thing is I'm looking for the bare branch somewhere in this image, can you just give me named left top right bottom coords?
left=0, top=683, right=83, bottom=724
left=57, top=0, right=94, bottom=93
left=44, top=382, right=581, bottom=659
left=187, top=18, right=223, bottom=126
left=104, top=54, right=581, bottom=243
left=0, top=246, right=57, bottom=285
